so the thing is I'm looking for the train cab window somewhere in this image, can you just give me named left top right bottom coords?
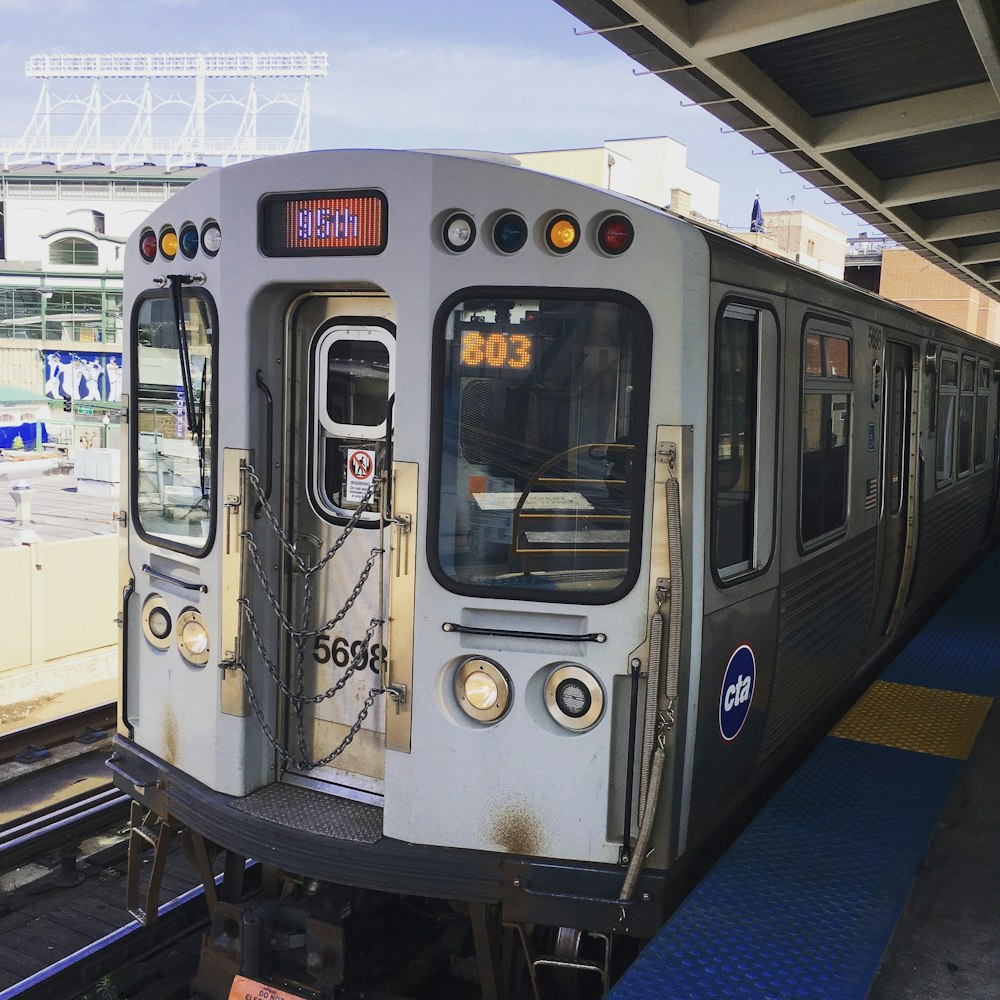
left=711, top=302, right=779, bottom=582
left=432, top=292, right=651, bottom=602
left=800, top=327, right=852, bottom=546
left=957, top=357, right=976, bottom=477
left=975, top=361, right=991, bottom=470
left=310, top=322, right=394, bottom=522
left=935, top=352, right=959, bottom=486
left=132, top=289, right=216, bottom=554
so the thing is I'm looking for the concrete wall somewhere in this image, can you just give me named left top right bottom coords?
left=0, top=534, right=117, bottom=699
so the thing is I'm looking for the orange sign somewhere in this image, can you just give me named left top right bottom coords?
left=228, top=975, right=306, bottom=1000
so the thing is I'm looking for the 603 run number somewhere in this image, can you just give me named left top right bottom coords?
left=313, top=634, right=387, bottom=673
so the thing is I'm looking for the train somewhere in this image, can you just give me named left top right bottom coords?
left=108, top=149, right=1000, bottom=999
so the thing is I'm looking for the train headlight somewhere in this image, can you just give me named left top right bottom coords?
left=492, top=213, right=528, bottom=254
left=544, top=664, right=604, bottom=731
left=545, top=214, right=580, bottom=254
left=177, top=608, right=210, bottom=666
left=141, top=595, right=173, bottom=650
left=454, top=657, right=511, bottom=723
left=443, top=212, right=476, bottom=252
left=597, top=214, right=634, bottom=256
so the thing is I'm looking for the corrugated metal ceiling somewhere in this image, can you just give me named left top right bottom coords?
left=552, top=0, right=1000, bottom=301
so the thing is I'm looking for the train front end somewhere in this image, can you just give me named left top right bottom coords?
left=110, top=149, right=708, bottom=997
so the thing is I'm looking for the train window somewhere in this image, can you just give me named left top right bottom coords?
left=957, top=356, right=975, bottom=477
left=800, top=327, right=852, bottom=546
left=310, top=321, right=394, bottom=520
left=711, top=302, right=778, bottom=582
left=935, top=351, right=959, bottom=486
left=974, top=361, right=991, bottom=470
left=131, top=289, right=216, bottom=554
left=431, top=292, right=651, bottom=602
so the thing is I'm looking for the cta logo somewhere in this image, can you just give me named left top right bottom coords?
left=719, top=644, right=755, bottom=742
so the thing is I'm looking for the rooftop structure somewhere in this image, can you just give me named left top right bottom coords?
left=3, top=51, right=328, bottom=171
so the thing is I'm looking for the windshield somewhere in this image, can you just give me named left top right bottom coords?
left=132, top=288, right=216, bottom=553
left=432, top=292, right=650, bottom=601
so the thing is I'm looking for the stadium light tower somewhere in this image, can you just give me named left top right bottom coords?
left=2, top=51, right=329, bottom=171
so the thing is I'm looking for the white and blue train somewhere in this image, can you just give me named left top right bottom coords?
left=108, top=149, right=1000, bottom=999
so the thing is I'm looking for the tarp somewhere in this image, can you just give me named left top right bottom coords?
left=0, top=421, right=48, bottom=450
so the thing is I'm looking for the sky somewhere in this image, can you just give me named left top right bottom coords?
left=0, top=0, right=868, bottom=235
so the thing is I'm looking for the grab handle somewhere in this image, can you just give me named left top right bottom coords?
left=255, top=369, right=274, bottom=512
left=141, top=564, right=208, bottom=593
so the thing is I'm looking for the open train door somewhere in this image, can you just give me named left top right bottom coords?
left=277, top=292, right=395, bottom=802
left=871, top=338, right=917, bottom=636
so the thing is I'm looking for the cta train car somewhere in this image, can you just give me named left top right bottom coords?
left=109, top=149, right=1000, bottom=999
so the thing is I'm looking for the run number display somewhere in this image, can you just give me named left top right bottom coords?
left=459, top=329, right=534, bottom=376
left=259, top=189, right=388, bottom=256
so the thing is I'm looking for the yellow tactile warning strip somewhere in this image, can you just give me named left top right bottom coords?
left=830, top=680, right=993, bottom=760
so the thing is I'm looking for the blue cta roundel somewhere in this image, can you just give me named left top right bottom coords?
left=719, top=644, right=756, bottom=742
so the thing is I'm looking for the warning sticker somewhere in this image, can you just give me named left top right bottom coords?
left=228, top=975, right=306, bottom=1000
left=345, top=448, right=376, bottom=504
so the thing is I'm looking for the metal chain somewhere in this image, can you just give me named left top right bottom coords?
left=231, top=459, right=387, bottom=770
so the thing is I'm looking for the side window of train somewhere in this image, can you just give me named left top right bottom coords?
left=799, top=323, right=852, bottom=548
left=935, top=352, right=959, bottom=487
left=430, top=291, right=652, bottom=603
left=310, top=321, right=394, bottom=521
left=957, top=356, right=976, bottom=478
left=711, top=301, right=779, bottom=583
left=974, top=360, right=991, bottom=471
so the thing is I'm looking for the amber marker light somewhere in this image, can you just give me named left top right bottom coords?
left=159, top=228, right=178, bottom=260
left=545, top=214, right=580, bottom=254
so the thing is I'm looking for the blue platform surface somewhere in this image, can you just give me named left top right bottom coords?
left=610, top=548, right=1000, bottom=1000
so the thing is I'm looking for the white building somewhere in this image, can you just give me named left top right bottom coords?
left=513, top=136, right=721, bottom=222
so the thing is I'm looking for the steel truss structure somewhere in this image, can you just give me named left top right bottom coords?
left=2, top=51, right=328, bottom=171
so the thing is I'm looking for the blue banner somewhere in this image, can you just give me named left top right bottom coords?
left=0, top=421, right=48, bottom=450
left=43, top=351, right=122, bottom=403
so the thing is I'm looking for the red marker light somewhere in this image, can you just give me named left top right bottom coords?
left=597, top=215, right=634, bottom=256
left=139, top=229, right=158, bottom=262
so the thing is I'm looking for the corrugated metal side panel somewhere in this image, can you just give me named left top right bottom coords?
left=746, top=4, right=985, bottom=117
left=759, top=533, right=877, bottom=761
left=907, top=477, right=993, bottom=611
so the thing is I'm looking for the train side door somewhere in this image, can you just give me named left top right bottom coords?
left=282, top=293, right=395, bottom=799
left=871, top=339, right=914, bottom=635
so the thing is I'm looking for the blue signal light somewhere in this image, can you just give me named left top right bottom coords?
left=179, top=224, right=200, bottom=259
left=493, top=213, right=528, bottom=254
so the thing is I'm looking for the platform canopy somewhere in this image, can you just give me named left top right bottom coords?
left=553, top=0, right=1000, bottom=301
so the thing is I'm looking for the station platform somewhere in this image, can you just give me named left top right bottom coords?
left=611, top=546, right=1000, bottom=1000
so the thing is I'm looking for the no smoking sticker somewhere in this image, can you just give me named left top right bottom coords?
left=229, top=974, right=305, bottom=1000
left=345, top=448, right=376, bottom=504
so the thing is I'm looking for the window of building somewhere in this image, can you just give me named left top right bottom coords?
left=49, top=237, right=98, bottom=267
left=935, top=352, right=958, bottom=486
left=432, top=292, right=650, bottom=602
left=800, top=325, right=852, bottom=546
left=711, top=301, right=779, bottom=582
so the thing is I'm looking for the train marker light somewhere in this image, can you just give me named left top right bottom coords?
left=139, top=229, right=158, bottom=262
left=141, top=595, right=173, bottom=650
left=201, top=221, right=222, bottom=257
left=544, top=664, right=604, bottom=731
left=492, top=213, right=528, bottom=254
left=159, top=227, right=178, bottom=260
left=545, top=214, right=580, bottom=254
left=597, top=214, right=634, bottom=256
left=443, top=212, right=476, bottom=252
left=455, top=657, right=511, bottom=723
left=179, top=223, right=200, bottom=259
